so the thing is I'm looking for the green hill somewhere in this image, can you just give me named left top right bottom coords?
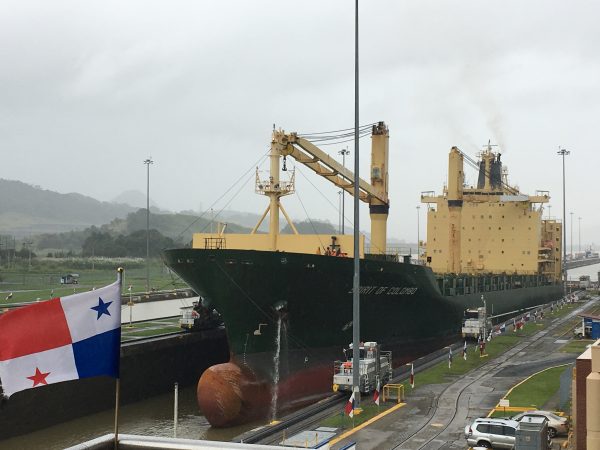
left=0, top=179, right=135, bottom=237
left=0, top=178, right=344, bottom=253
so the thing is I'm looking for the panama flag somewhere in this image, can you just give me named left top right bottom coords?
left=410, top=363, right=415, bottom=388
left=0, top=282, right=121, bottom=397
left=373, top=380, right=380, bottom=406
left=344, top=391, right=355, bottom=417
left=463, top=341, right=467, bottom=360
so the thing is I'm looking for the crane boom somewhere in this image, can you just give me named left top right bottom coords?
left=271, top=133, right=388, bottom=204
left=270, top=122, right=390, bottom=255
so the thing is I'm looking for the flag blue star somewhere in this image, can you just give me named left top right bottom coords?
left=91, top=297, right=113, bottom=319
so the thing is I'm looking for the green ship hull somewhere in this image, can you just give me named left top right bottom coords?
left=163, top=247, right=562, bottom=423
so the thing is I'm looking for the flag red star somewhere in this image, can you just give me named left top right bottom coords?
left=27, top=367, right=50, bottom=387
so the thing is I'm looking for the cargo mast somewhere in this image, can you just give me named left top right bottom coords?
left=268, top=122, right=390, bottom=255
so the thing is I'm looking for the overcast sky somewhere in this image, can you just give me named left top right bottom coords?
left=1, top=0, right=598, bottom=250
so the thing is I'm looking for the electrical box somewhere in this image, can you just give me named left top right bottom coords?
left=516, top=416, right=549, bottom=450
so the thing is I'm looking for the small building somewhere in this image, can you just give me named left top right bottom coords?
left=60, top=273, right=79, bottom=284
left=572, top=340, right=600, bottom=450
left=578, top=314, right=600, bottom=340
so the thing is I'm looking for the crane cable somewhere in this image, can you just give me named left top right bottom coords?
left=175, top=148, right=271, bottom=241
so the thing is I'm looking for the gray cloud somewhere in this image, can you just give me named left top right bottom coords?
left=1, top=0, right=598, bottom=247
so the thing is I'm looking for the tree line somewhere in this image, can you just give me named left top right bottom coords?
left=81, top=229, right=178, bottom=258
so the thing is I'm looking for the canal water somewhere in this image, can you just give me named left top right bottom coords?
left=1, top=384, right=261, bottom=449
left=120, top=296, right=197, bottom=323
left=567, top=262, right=600, bottom=282
left=0, top=297, right=262, bottom=449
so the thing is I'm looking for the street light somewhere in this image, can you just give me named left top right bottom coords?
left=578, top=217, right=582, bottom=254
left=570, top=212, right=574, bottom=259
left=144, top=157, right=154, bottom=293
left=557, top=147, right=570, bottom=296
left=338, top=191, right=343, bottom=234
left=416, top=205, right=421, bottom=259
left=338, top=148, right=350, bottom=234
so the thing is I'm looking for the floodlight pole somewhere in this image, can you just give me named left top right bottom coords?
left=578, top=216, right=582, bottom=254
left=351, top=0, right=361, bottom=407
left=557, top=147, right=569, bottom=296
left=416, top=206, right=421, bottom=259
left=338, top=148, right=350, bottom=234
left=144, top=157, right=154, bottom=293
left=570, top=211, right=574, bottom=259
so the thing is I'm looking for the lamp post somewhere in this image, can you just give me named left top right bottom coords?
left=338, top=148, right=350, bottom=234
left=351, top=0, right=360, bottom=409
left=547, top=204, right=551, bottom=220
left=338, top=191, right=343, bottom=234
left=570, top=212, right=574, bottom=259
left=144, top=157, right=154, bottom=293
left=416, top=205, right=421, bottom=259
left=578, top=216, right=582, bottom=254
left=557, top=147, right=569, bottom=296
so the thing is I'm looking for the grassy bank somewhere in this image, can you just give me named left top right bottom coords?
left=489, top=365, right=570, bottom=417
left=0, top=258, right=188, bottom=303
left=505, top=365, right=568, bottom=409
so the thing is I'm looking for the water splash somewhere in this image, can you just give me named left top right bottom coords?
left=269, top=316, right=282, bottom=422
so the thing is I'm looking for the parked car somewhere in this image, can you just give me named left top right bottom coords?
left=464, top=418, right=519, bottom=449
left=511, top=410, right=569, bottom=437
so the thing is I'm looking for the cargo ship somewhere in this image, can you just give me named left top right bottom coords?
left=163, top=122, right=563, bottom=427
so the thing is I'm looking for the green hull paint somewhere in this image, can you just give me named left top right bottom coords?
left=163, top=248, right=562, bottom=358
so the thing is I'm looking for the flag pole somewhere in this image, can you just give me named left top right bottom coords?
left=114, top=378, right=120, bottom=450
left=114, top=267, right=124, bottom=450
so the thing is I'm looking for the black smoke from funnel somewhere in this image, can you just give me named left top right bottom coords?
left=490, top=153, right=502, bottom=189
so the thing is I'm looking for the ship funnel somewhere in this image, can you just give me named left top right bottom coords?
left=490, top=153, right=502, bottom=189
left=477, top=160, right=486, bottom=189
